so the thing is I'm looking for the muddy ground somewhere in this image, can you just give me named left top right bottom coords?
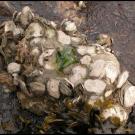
left=0, top=1, right=135, bottom=133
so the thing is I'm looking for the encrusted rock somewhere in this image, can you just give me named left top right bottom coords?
left=1, top=6, right=134, bottom=126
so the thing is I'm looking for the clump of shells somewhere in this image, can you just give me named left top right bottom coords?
left=0, top=6, right=135, bottom=129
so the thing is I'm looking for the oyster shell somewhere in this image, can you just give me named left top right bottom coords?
left=4, top=21, right=16, bottom=34
left=105, top=62, right=120, bottom=83
left=14, top=25, right=24, bottom=38
left=38, top=49, right=55, bottom=67
left=80, top=55, right=91, bottom=66
left=117, top=70, right=129, bottom=89
left=89, top=59, right=106, bottom=78
left=92, top=52, right=120, bottom=83
left=47, top=79, right=60, bottom=99
left=69, top=65, right=87, bottom=87
left=17, top=92, right=46, bottom=115
left=57, top=30, right=71, bottom=45
left=84, top=79, right=106, bottom=96
left=71, top=36, right=81, bottom=45
left=15, top=6, right=34, bottom=28
left=104, top=90, right=113, bottom=98
left=120, top=81, right=135, bottom=108
left=78, top=1, right=86, bottom=9
left=25, top=22, right=44, bottom=39
left=97, top=34, right=112, bottom=47
left=17, top=78, right=33, bottom=97
left=29, top=82, right=46, bottom=96
left=29, top=37, right=46, bottom=48
left=7, top=62, right=21, bottom=74
left=50, top=21, right=57, bottom=28
left=62, top=20, right=77, bottom=34
left=59, top=78, right=73, bottom=96
left=77, top=45, right=96, bottom=56
left=31, top=47, right=40, bottom=56
left=102, top=104, right=128, bottom=122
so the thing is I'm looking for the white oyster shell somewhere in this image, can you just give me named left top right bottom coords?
left=14, top=25, right=24, bottom=37
left=80, top=55, right=91, bottom=66
left=29, top=37, right=46, bottom=48
left=104, top=90, right=113, bottom=98
left=7, top=62, right=21, bottom=74
left=84, top=79, right=106, bottom=95
left=38, top=49, right=55, bottom=66
left=92, top=53, right=120, bottom=83
left=69, top=65, right=87, bottom=87
left=102, top=104, right=128, bottom=122
left=25, top=22, right=44, bottom=39
left=47, top=79, right=60, bottom=99
left=57, top=30, right=71, bottom=45
left=31, top=47, right=40, bottom=56
left=63, top=20, right=77, bottom=33
left=121, top=82, right=135, bottom=108
left=71, top=36, right=81, bottom=45
left=79, top=1, right=86, bottom=8
left=77, top=45, right=96, bottom=56
left=4, top=21, right=16, bottom=34
left=19, top=6, right=34, bottom=27
left=105, top=62, right=120, bottom=83
left=90, top=59, right=106, bottom=78
left=117, top=70, right=129, bottom=89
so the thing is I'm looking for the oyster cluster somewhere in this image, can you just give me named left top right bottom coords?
left=0, top=6, right=135, bottom=128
